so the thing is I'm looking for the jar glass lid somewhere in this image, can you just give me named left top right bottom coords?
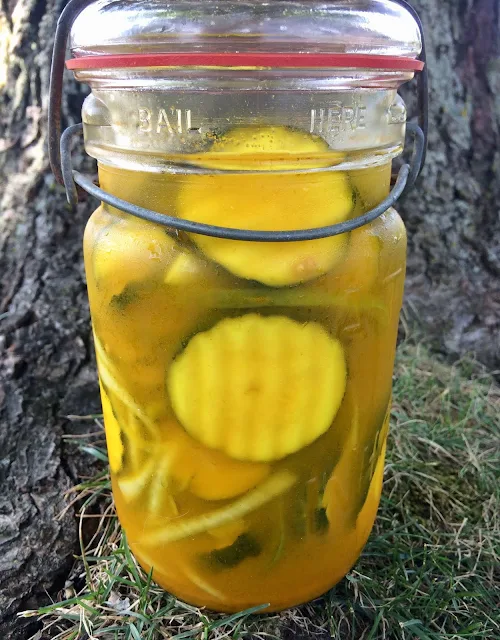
left=69, top=0, right=423, bottom=70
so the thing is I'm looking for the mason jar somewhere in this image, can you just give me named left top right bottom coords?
left=61, top=0, right=424, bottom=612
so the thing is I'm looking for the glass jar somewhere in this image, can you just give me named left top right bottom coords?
left=65, top=0, right=423, bottom=612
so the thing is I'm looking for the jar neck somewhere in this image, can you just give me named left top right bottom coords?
left=81, top=74, right=407, bottom=173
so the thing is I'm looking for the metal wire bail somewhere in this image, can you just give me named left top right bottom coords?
left=49, top=0, right=429, bottom=242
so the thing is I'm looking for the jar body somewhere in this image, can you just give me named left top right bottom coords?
left=83, top=158, right=406, bottom=612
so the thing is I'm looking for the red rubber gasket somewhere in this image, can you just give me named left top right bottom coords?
left=67, top=52, right=424, bottom=71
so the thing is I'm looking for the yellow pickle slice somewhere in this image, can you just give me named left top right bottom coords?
left=97, top=347, right=271, bottom=506
left=312, top=227, right=381, bottom=295
left=168, top=314, right=347, bottom=462
left=193, top=125, right=345, bottom=171
left=92, top=216, right=177, bottom=300
left=153, top=420, right=271, bottom=501
left=177, top=126, right=353, bottom=287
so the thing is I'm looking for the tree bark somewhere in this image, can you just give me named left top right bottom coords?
left=0, top=0, right=498, bottom=637
left=0, top=1, right=98, bottom=637
left=401, top=0, right=500, bottom=367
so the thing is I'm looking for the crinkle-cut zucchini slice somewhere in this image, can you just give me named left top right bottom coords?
left=177, top=126, right=353, bottom=287
left=195, top=125, right=345, bottom=171
left=164, top=244, right=222, bottom=288
left=314, top=227, right=381, bottom=295
left=93, top=217, right=176, bottom=299
left=189, top=443, right=270, bottom=501
left=156, top=420, right=270, bottom=500
left=168, top=314, right=347, bottom=462
left=164, top=249, right=202, bottom=286
left=99, top=383, right=124, bottom=473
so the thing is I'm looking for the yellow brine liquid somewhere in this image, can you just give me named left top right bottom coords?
left=83, top=126, right=407, bottom=612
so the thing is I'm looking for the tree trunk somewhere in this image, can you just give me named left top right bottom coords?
left=0, top=1, right=98, bottom=637
left=400, top=0, right=500, bottom=368
left=0, top=0, right=498, bottom=636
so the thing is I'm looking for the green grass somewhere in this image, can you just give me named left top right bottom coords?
left=21, top=341, right=499, bottom=640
